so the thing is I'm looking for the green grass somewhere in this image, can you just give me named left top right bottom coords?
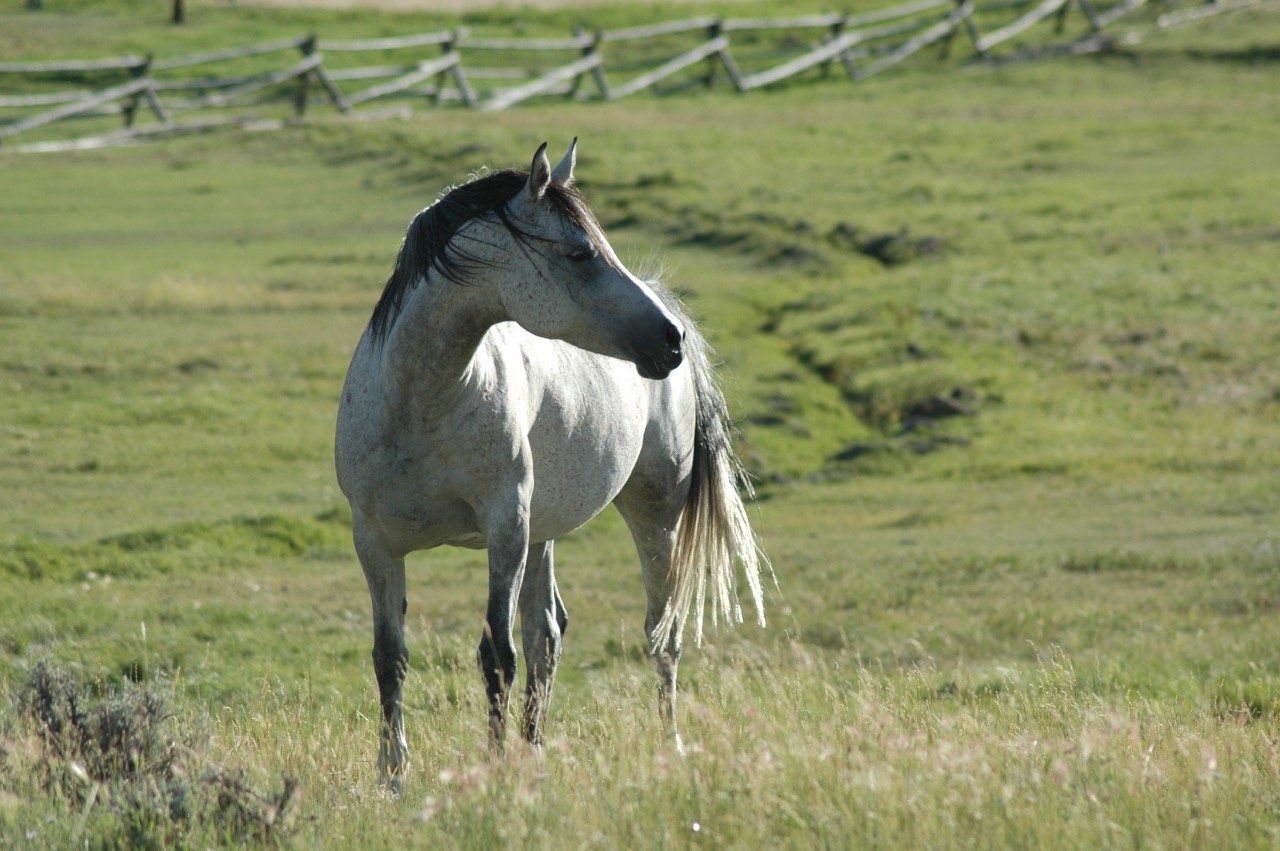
left=2, top=0, right=1280, bottom=846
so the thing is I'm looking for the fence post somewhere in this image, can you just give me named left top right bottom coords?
left=703, top=19, right=745, bottom=91
left=822, top=15, right=862, bottom=80
left=704, top=19, right=723, bottom=87
left=122, top=56, right=143, bottom=126
left=822, top=16, right=843, bottom=78
left=431, top=33, right=453, bottom=104
left=445, top=31, right=477, bottom=108
left=955, top=0, right=987, bottom=56
left=1055, top=0, right=1072, bottom=32
left=565, top=26, right=608, bottom=101
left=122, top=54, right=153, bottom=127
left=1077, top=0, right=1105, bottom=30
left=310, top=39, right=351, bottom=113
left=587, top=30, right=610, bottom=100
left=295, top=35, right=316, bottom=116
left=938, top=14, right=958, bottom=58
left=294, top=34, right=350, bottom=115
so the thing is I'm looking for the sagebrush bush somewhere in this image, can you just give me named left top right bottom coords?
left=1, top=660, right=301, bottom=848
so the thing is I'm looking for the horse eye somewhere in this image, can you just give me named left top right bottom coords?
left=566, top=247, right=595, bottom=263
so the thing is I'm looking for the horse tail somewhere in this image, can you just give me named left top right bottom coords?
left=649, top=287, right=770, bottom=649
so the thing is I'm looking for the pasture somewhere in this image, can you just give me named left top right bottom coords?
left=2, top=0, right=1279, bottom=846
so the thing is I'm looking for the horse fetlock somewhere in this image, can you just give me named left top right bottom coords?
left=377, top=726, right=409, bottom=795
left=477, top=648, right=516, bottom=709
left=487, top=708, right=508, bottom=754
left=520, top=703, right=545, bottom=746
left=521, top=677, right=555, bottom=745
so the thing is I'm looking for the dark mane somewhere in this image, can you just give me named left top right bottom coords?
left=368, top=168, right=605, bottom=345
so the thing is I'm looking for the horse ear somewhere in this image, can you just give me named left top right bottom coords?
left=526, top=142, right=551, bottom=202
left=551, top=137, right=577, bottom=186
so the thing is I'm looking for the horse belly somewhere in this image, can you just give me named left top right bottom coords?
left=376, top=447, right=632, bottom=552
left=527, top=445, right=638, bottom=542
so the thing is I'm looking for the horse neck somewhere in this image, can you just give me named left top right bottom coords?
left=379, top=270, right=505, bottom=414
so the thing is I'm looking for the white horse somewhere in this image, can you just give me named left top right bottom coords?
left=335, top=139, right=766, bottom=793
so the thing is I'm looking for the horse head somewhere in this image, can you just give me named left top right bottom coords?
left=496, top=140, right=685, bottom=380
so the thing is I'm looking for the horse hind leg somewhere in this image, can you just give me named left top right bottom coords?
left=640, top=529, right=685, bottom=753
left=518, top=540, right=567, bottom=745
left=648, top=606, right=684, bottom=754
left=615, top=490, right=687, bottom=753
left=354, top=523, right=410, bottom=794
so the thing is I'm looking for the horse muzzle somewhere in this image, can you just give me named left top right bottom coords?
left=634, top=320, right=685, bottom=380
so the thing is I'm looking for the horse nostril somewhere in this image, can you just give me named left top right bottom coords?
left=665, top=322, right=683, bottom=349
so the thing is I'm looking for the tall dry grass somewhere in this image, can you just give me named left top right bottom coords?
left=10, top=642, right=1271, bottom=848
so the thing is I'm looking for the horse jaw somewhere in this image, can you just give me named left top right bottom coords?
left=635, top=356, right=678, bottom=381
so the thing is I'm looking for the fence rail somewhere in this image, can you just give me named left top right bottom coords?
left=0, top=0, right=1265, bottom=149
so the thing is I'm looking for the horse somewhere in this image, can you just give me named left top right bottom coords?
left=334, top=139, right=767, bottom=793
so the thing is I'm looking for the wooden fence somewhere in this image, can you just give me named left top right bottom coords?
left=0, top=0, right=1265, bottom=149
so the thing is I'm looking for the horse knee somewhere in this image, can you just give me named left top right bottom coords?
left=371, top=635, right=408, bottom=704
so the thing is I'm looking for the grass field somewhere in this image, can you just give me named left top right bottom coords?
left=2, top=0, right=1279, bottom=846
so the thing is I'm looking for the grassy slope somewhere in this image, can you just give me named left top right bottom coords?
left=2, top=2, right=1279, bottom=846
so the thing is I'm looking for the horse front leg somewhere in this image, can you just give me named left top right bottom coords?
left=519, top=541, right=567, bottom=745
left=354, top=525, right=410, bottom=794
left=477, top=507, right=531, bottom=753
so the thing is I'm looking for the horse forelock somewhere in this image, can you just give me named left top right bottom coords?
left=367, top=169, right=608, bottom=345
